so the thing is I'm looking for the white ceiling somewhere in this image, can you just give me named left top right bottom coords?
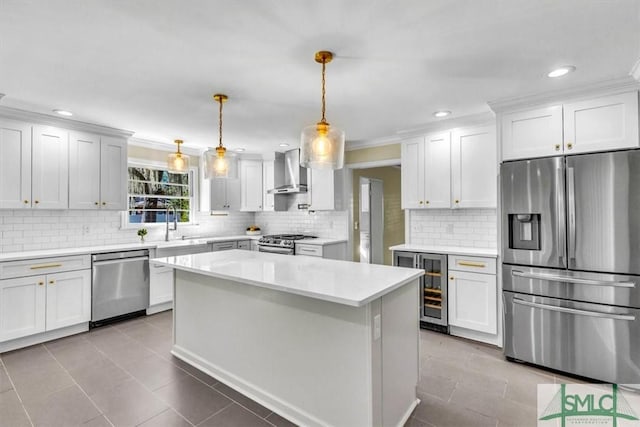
left=1, top=0, right=639, bottom=153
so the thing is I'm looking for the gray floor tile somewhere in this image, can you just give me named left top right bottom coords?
left=82, top=415, right=112, bottom=426
left=413, top=391, right=498, bottom=427
left=138, top=408, right=191, bottom=427
left=98, top=339, right=155, bottom=368
left=91, top=378, right=168, bottom=427
left=0, top=389, right=31, bottom=427
left=265, top=412, right=298, bottom=427
left=198, top=403, right=272, bottom=427
left=43, top=332, right=89, bottom=351
left=2, top=344, right=53, bottom=376
left=123, top=354, right=187, bottom=391
left=404, top=417, right=435, bottom=427
left=48, top=339, right=108, bottom=372
left=154, top=375, right=232, bottom=425
left=0, top=365, right=13, bottom=393
left=418, top=372, right=457, bottom=402
left=213, top=382, right=272, bottom=418
left=69, top=357, right=131, bottom=397
left=170, top=356, right=219, bottom=386
left=10, top=361, right=75, bottom=404
left=145, top=337, right=174, bottom=359
left=23, top=385, right=100, bottom=427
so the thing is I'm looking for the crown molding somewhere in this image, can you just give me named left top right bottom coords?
left=0, top=106, right=135, bottom=138
left=631, top=58, right=640, bottom=82
left=396, top=112, right=495, bottom=138
left=345, top=135, right=402, bottom=151
left=488, top=75, right=640, bottom=113
left=128, top=137, right=201, bottom=156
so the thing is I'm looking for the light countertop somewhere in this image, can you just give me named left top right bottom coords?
left=295, top=238, right=347, bottom=246
left=152, top=249, right=423, bottom=307
left=0, top=235, right=261, bottom=262
left=389, top=244, right=498, bottom=258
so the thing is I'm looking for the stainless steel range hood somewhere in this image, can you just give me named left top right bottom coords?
left=267, top=149, right=308, bottom=194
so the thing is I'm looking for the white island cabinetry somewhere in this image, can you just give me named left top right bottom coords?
left=153, top=250, right=422, bottom=427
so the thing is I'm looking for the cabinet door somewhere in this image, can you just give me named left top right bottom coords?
left=45, top=270, right=91, bottom=330
left=225, top=178, right=241, bottom=211
left=150, top=264, right=174, bottom=306
left=210, top=178, right=228, bottom=210
left=309, top=169, right=335, bottom=210
left=263, top=161, right=275, bottom=211
left=69, top=132, right=101, bottom=209
left=0, top=276, right=46, bottom=341
left=237, top=240, right=251, bottom=250
left=0, top=119, right=32, bottom=209
left=448, top=271, right=497, bottom=334
left=32, top=125, right=68, bottom=209
left=564, top=91, right=639, bottom=154
left=401, top=137, right=424, bottom=209
left=451, top=126, right=497, bottom=208
left=239, top=160, right=263, bottom=211
left=501, top=105, right=563, bottom=160
left=100, top=137, right=127, bottom=210
left=423, top=132, right=451, bottom=208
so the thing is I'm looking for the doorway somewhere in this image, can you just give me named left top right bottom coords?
left=351, top=165, right=405, bottom=265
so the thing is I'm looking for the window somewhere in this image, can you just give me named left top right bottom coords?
left=127, top=166, right=193, bottom=224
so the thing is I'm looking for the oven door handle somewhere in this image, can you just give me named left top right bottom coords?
left=513, top=297, right=636, bottom=321
left=258, top=246, right=294, bottom=255
left=511, top=270, right=635, bottom=288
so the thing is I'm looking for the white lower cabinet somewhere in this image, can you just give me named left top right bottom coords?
left=294, top=242, right=347, bottom=260
left=0, top=261, right=91, bottom=344
left=447, top=255, right=497, bottom=335
left=149, top=263, right=174, bottom=307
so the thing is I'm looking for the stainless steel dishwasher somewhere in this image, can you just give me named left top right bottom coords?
left=91, top=249, right=150, bottom=325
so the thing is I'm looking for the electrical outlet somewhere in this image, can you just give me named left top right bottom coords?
left=82, top=225, right=90, bottom=235
left=446, top=223, right=454, bottom=234
left=411, top=224, right=421, bottom=232
left=373, top=314, right=381, bottom=340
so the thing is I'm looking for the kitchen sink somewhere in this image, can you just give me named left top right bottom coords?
left=155, top=240, right=211, bottom=257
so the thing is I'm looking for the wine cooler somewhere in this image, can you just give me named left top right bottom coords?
left=394, top=251, right=448, bottom=332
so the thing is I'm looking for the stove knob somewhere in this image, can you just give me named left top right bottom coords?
left=283, top=240, right=291, bottom=246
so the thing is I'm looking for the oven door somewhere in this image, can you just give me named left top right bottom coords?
left=258, top=245, right=294, bottom=255
left=503, top=291, right=640, bottom=384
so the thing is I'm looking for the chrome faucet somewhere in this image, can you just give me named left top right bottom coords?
left=165, top=206, right=177, bottom=241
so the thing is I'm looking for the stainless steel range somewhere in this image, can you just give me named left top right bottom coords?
left=258, top=234, right=316, bottom=255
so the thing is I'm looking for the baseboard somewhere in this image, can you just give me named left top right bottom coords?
left=449, top=326, right=502, bottom=347
left=146, top=301, right=173, bottom=315
left=396, top=398, right=420, bottom=427
left=0, top=323, right=88, bottom=353
left=171, top=346, right=330, bottom=427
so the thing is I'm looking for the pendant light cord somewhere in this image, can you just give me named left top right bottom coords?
left=218, top=98, right=223, bottom=148
left=320, top=58, right=327, bottom=124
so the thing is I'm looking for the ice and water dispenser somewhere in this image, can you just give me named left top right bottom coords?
left=508, top=213, right=541, bottom=250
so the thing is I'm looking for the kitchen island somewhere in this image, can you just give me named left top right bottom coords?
left=152, top=250, right=423, bottom=427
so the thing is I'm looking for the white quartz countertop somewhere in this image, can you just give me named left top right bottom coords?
left=389, top=244, right=498, bottom=258
left=295, top=238, right=347, bottom=246
left=0, top=235, right=261, bottom=262
left=152, top=250, right=423, bottom=307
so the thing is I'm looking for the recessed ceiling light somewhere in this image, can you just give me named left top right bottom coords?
left=53, top=109, right=73, bottom=116
left=279, top=143, right=290, bottom=147
left=234, top=148, right=245, bottom=152
left=547, top=66, right=576, bottom=78
left=433, top=111, right=451, bottom=118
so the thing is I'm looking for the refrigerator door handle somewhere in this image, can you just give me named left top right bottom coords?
left=512, top=270, right=636, bottom=288
left=513, top=297, right=636, bottom=321
left=567, top=167, right=577, bottom=260
left=556, top=167, right=566, bottom=263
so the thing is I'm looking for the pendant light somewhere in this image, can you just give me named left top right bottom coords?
left=204, top=94, right=230, bottom=178
left=167, top=139, right=190, bottom=173
left=300, top=51, right=345, bottom=170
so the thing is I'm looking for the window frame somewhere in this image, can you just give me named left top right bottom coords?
left=121, top=158, right=199, bottom=229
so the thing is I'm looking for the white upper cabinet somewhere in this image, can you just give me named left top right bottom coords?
left=262, top=160, right=275, bottom=211
left=0, top=119, right=32, bottom=209
left=423, top=132, right=451, bottom=209
left=69, top=132, right=127, bottom=210
left=563, top=91, right=639, bottom=154
left=451, top=125, right=497, bottom=208
left=500, top=90, right=639, bottom=161
left=401, top=136, right=424, bottom=209
left=308, top=168, right=344, bottom=211
left=239, top=160, right=263, bottom=211
left=210, top=177, right=240, bottom=211
left=31, top=126, right=69, bottom=210
left=501, top=105, right=563, bottom=161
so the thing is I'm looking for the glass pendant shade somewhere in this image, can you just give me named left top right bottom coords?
left=167, top=140, right=189, bottom=173
left=300, top=122, right=345, bottom=170
left=204, top=146, right=229, bottom=178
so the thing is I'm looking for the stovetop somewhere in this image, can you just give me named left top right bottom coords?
left=258, top=234, right=317, bottom=248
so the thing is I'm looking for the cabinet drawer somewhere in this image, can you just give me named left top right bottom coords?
left=237, top=240, right=251, bottom=250
left=295, top=244, right=322, bottom=257
left=211, top=241, right=238, bottom=251
left=448, top=255, right=496, bottom=274
left=0, top=255, right=91, bottom=279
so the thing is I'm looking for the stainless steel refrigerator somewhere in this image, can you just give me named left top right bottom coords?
left=501, top=150, right=640, bottom=384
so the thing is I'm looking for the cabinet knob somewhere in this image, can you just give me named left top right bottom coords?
left=49, top=280, right=55, bottom=284
left=24, top=200, right=29, bottom=204
left=454, top=199, right=459, bottom=204
left=95, top=202, right=99, bottom=206
left=425, top=200, right=430, bottom=205
left=102, top=202, right=106, bottom=206
left=419, top=201, right=423, bottom=205
left=38, top=281, right=44, bottom=286
left=554, top=144, right=561, bottom=151
left=449, top=276, right=454, bottom=281
left=34, top=200, right=39, bottom=204
left=566, top=142, right=573, bottom=150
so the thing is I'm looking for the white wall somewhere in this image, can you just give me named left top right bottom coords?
left=0, top=210, right=253, bottom=253
left=409, top=208, right=497, bottom=248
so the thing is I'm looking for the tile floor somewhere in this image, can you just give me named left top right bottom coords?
left=0, top=311, right=583, bottom=427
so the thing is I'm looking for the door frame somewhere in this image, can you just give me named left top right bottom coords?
left=344, top=159, right=401, bottom=262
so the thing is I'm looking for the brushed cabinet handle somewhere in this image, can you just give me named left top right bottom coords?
left=513, top=297, right=635, bottom=321
left=457, top=261, right=486, bottom=268
left=30, top=263, right=62, bottom=270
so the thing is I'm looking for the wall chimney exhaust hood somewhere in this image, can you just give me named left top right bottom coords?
left=267, top=149, right=308, bottom=194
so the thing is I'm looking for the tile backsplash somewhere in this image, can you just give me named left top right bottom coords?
left=409, top=208, right=498, bottom=248
left=254, top=210, right=348, bottom=239
left=0, top=210, right=254, bottom=253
